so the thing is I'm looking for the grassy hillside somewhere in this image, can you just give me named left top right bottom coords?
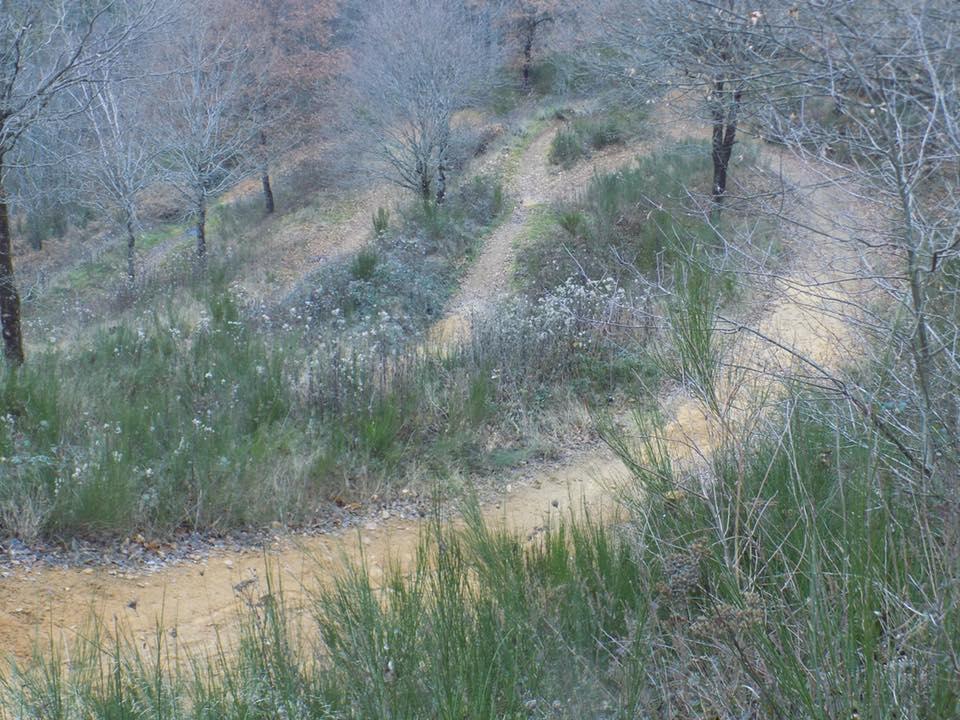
left=3, top=402, right=956, bottom=718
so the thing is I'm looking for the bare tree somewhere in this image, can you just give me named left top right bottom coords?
left=346, top=0, right=501, bottom=205
left=592, top=1, right=795, bottom=219
left=0, top=0, right=161, bottom=364
left=495, top=0, right=563, bottom=91
left=761, top=0, right=960, bottom=477
left=154, top=7, right=264, bottom=264
left=71, top=77, right=157, bottom=283
left=223, top=0, right=342, bottom=215
left=5, top=126, right=76, bottom=253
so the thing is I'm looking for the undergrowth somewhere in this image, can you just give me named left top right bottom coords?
left=0, top=270, right=643, bottom=540
left=548, top=112, right=634, bottom=167
left=519, top=141, right=735, bottom=300
left=297, top=174, right=506, bottom=339
left=4, top=399, right=956, bottom=718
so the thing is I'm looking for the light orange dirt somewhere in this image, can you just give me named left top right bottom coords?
left=0, top=113, right=870, bottom=667
left=0, top=450, right=626, bottom=663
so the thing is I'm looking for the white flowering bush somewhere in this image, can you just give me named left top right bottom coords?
left=298, top=271, right=646, bottom=492
left=466, top=276, right=634, bottom=393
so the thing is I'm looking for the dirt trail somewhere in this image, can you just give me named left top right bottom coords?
left=432, top=125, right=647, bottom=344
left=0, top=122, right=644, bottom=666
left=0, top=117, right=866, bottom=667
left=0, top=450, right=626, bottom=664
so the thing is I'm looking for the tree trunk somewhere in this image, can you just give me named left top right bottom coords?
left=710, top=83, right=742, bottom=223
left=126, top=215, right=137, bottom=284
left=416, top=159, right=431, bottom=203
left=907, top=245, right=934, bottom=469
left=436, top=162, right=446, bottom=205
left=436, top=138, right=448, bottom=206
left=196, top=198, right=207, bottom=264
left=261, top=172, right=275, bottom=214
left=0, top=168, right=25, bottom=365
left=522, top=32, right=534, bottom=91
left=260, top=131, right=275, bottom=214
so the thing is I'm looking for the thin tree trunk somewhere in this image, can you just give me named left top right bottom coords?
left=0, top=166, right=25, bottom=365
left=260, top=131, right=275, bottom=214
left=522, top=33, right=534, bottom=91
left=196, top=197, right=207, bottom=264
left=417, top=159, right=431, bottom=203
left=436, top=137, right=448, bottom=206
left=261, top=172, right=275, bottom=214
left=710, top=83, right=741, bottom=223
left=907, top=246, right=934, bottom=466
left=126, top=215, right=136, bottom=284
left=436, top=162, right=446, bottom=205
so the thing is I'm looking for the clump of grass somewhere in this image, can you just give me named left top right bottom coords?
left=372, top=206, right=390, bottom=238
left=557, top=209, right=587, bottom=237
left=662, top=259, right=722, bottom=408
left=547, top=111, right=639, bottom=168
left=349, top=247, right=379, bottom=281
left=548, top=126, right=588, bottom=167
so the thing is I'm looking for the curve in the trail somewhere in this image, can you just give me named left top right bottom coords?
left=0, top=450, right=626, bottom=663
left=0, top=114, right=869, bottom=668
left=0, top=121, right=641, bottom=665
left=433, top=125, right=649, bottom=343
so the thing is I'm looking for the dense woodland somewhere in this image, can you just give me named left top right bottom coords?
left=0, top=1, right=959, bottom=717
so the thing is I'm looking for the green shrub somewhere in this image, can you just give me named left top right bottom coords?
left=372, top=206, right=390, bottom=237
left=349, top=247, right=379, bottom=281
left=547, top=112, right=636, bottom=168
left=548, top=127, right=587, bottom=167
left=557, top=209, right=586, bottom=237
left=579, top=115, right=624, bottom=149
left=522, top=141, right=716, bottom=296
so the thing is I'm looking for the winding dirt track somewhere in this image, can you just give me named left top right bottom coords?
left=0, top=114, right=867, bottom=667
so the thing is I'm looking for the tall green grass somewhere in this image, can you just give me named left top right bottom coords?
left=519, top=141, right=718, bottom=298
left=605, top=396, right=959, bottom=718
left=2, top=290, right=297, bottom=539
left=661, top=260, right=723, bottom=410
left=2, top=265, right=638, bottom=541
left=6, top=399, right=953, bottom=717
